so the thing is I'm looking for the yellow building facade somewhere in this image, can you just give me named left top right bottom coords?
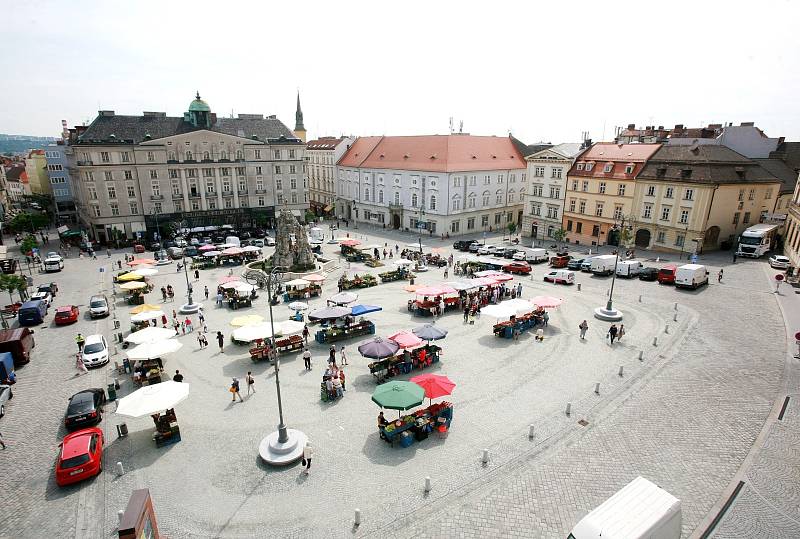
left=25, top=150, right=52, bottom=195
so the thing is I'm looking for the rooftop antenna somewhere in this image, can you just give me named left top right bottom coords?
left=231, top=108, right=234, bottom=119
left=459, top=120, right=463, bottom=134
left=449, top=117, right=453, bottom=134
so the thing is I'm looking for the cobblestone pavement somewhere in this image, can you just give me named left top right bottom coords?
left=0, top=225, right=795, bottom=539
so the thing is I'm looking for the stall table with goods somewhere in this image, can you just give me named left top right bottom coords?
left=315, top=319, right=375, bottom=343
left=274, top=334, right=304, bottom=353
left=338, top=274, right=378, bottom=290
left=379, top=267, right=413, bottom=283
left=249, top=339, right=274, bottom=362
left=493, top=309, right=545, bottom=338
left=282, top=279, right=322, bottom=301
left=368, top=344, right=441, bottom=383
left=380, top=402, right=453, bottom=447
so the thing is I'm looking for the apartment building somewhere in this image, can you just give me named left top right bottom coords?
left=306, top=136, right=353, bottom=217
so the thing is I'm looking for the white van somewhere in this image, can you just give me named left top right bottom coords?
left=309, top=227, right=324, bottom=244
left=590, top=254, right=617, bottom=276
left=225, top=236, right=241, bottom=247
left=569, top=476, right=681, bottom=539
left=674, top=264, right=709, bottom=289
left=543, top=269, right=575, bottom=284
left=615, top=260, right=643, bottom=278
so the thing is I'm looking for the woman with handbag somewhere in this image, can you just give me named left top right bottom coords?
left=302, top=442, right=313, bottom=475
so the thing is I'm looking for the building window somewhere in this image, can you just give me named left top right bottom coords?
left=679, top=209, right=689, bottom=224
left=530, top=203, right=540, bottom=216
left=186, top=169, right=197, bottom=178
left=290, top=178, right=297, bottom=189
left=203, top=151, right=210, bottom=161
left=591, top=225, right=600, bottom=237
left=191, top=200, right=200, bottom=211
left=149, top=170, right=158, bottom=180
left=547, top=206, right=558, bottom=219
left=551, top=168, right=562, bottom=179
left=748, top=189, right=755, bottom=201
left=168, top=151, right=176, bottom=161
left=507, top=192, right=514, bottom=203
left=174, top=201, right=183, bottom=212
left=576, top=222, right=583, bottom=234
left=274, top=165, right=281, bottom=174
left=566, top=220, right=573, bottom=231
left=684, top=189, right=694, bottom=201
left=104, top=171, right=113, bottom=181
left=236, top=166, right=246, bottom=176
left=206, top=180, right=215, bottom=193
left=222, top=179, right=231, bottom=192
left=92, top=205, right=101, bottom=217
left=585, top=163, right=594, bottom=171
left=550, top=186, right=560, bottom=199
left=289, top=165, right=296, bottom=174
left=733, top=212, right=740, bottom=225
left=643, top=204, right=652, bottom=219
left=469, top=176, right=476, bottom=186
left=185, top=151, right=193, bottom=161
left=100, top=152, right=110, bottom=163
left=203, top=168, right=213, bottom=177
left=291, top=193, right=298, bottom=204
left=582, top=181, right=589, bottom=192
left=169, top=169, right=179, bottom=179
left=665, top=187, right=673, bottom=198
left=483, top=175, right=490, bottom=185
left=509, top=174, right=515, bottom=183
left=675, top=234, right=685, bottom=247
left=625, top=164, right=634, bottom=174
left=578, top=200, right=586, bottom=214
left=647, top=185, right=655, bottom=196
left=613, top=205, right=623, bottom=220
left=412, top=193, right=418, bottom=207
left=272, top=150, right=280, bottom=160
left=151, top=182, right=160, bottom=196
left=495, top=213, right=502, bottom=225
left=765, top=188, right=772, bottom=200
left=378, top=190, right=384, bottom=203
left=497, top=174, right=504, bottom=184
left=109, top=203, right=119, bottom=216
left=147, top=151, right=155, bottom=162
left=618, top=184, right=626, bottom=196
left=743, top=211, right=751, bottom=224
left=482, top=192, right=490, bottom=206
left=127, top=185, right=136, bottom=198
left=453, top=176, right=461, bottom=187
left=129, top=202, right=139, bottom=215
left=656, top=231, right=666, bottom=243
left=660, top=206, right=671, bottom=221
left=394, top=192, right=400, bottom=205
left=569, top=199, right=576, bottom=212
left=603, top=164, right=613, bottom=173
left=452, top=195, right=461, bottom=211
left=576, top=163, right=584, bottom=171
left=364, top=188, right=370, bottom=202
left=599, top=182, right=606, bottom=194
left=481, top=215, right=489, bottom=227
left=572, top=180, right=578, bottom=191
left=467, top=217, right=475, bottom=230
left=107, top=185, right=116, bottom=199
left=289, top=149, right=296, bottom=159
left=534, top=167, right=545, bottom=178
left=451, top=220, right=460, bottom=233
left=430, top=195, right=436, bottom=210
left=124, top=170, right=133, bottom=180
left=85, top=171, right=94, bottom=182
left=595, top=202, right=604, bottom=217
left=221, top=168, right=230, bottom=177
left=121, top=152, right=130, bottom=163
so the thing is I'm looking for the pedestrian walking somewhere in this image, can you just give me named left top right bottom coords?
left=444, top=267, right=449, bottom=279
left=246, top=371, right=256, bottom=396
left=204, top=285, right=209, bottom=299
left=106, top=248, right=111, bottom=258
left=230, top=378, right=243, bottom=402
left=618, top=324, right=626, bottom=342
left=718, top=269, right=723, bottom=283
left=75, top=333, right=85, bottom=352
left=181, top=321, right=186, bottom=335
left=173, top=320, right=180, bottom=335
left=185, top=317, right=193, bottom=332
left=194, top=269, right=200, bottom=280
left=117, top=260, right=122, bottom=270
left=328, top=345, right=336, bottom=365
left=172, top=309, right=177, bottom=320
left=161, top=314, right=168, bottom=327
left=302, top=442, right=313, bottom=474
left=303, top=347, right=312, bottom=370
left=463, top=306, right=469, bottom=323
left=340, top=346, right=348, bottom=365
left=197, top=332, right=205, bottom=349
left=217, top=331, right=225, bottom=352
left=0, top=431, right=5, bottom=449
left=517, top=283, right=522, bottom=298
left=579, top=320, right=588, bottom=340
left=732, top=252, right=737, bottom=264
left=302, top=324, right=309, bottom=344
left=198, top=310, right=205, bottom=324
left=76, top=353, right=88, bottom=375
left=173, top=370, right=184, bottom=382
left=216, top=292, right=223, bottom=306
left=161, top=287, right=168, bottom=302
left=608, top=324, right=618, bottom=345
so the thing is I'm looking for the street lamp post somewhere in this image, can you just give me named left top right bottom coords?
left=258, top=266, right=307, bottom=465
left=593, top=217, right=627, bottom=321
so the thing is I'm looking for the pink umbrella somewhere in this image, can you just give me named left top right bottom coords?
left=415, top=285, right=457, bottom=296
left=470, top=277, right=498, bottom=287
left=340, top=239, right=361, bottom=247
left=488, top=274, right=514, bottom=283
left=388, top=331, right=424, bottom=349
left=128, top=258, right=156, bottom=266
left=305, top=274, right=325, bottom=282
left=531, top=296, right=564, bottom=308
left=222, top=247, right=243, bottom=255
left=219, top=275, right=240, bottom=284
left=198, top=245, right=216, bottom=251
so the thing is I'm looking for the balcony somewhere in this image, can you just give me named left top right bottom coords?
left=172, top=193, right=183, bottom=200
left=222, top=190, right=234, bottom=196
left=150, top=194, right=164, bottom=200
left=238, top=188, right=248, bottom=194
left=167, top=159, right=178, bottom=164
left=77, top=160, right=93, bottom=166
left=189, top=192, right=201, bottom=199
left=389, top=203, right=404, bottom=210
left=255, top=188, right=267, bottom=194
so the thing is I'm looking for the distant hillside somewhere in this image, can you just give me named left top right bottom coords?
left=0, top=134, right=59, bottom=155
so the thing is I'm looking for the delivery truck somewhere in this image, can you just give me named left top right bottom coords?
left=568, top=476, right=681, bottom=539
left=590, top=254, right=617, bottom=276
left=615, top=260, right=643, bottom=278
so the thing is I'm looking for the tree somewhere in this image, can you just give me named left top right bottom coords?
left=552, top=227, right=567, bottom=251
left=7, top=212, right=49, bottom=233
left=619, top=227, right=633, bottom=249
left=304, top=210, right=316, bottom=225
left=507, top=222, right=517, bottom=236
left=0, top=274, right=28, bottom=303
left=20, top=235, right=39, bottom=256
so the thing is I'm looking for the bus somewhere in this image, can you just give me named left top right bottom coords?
left=736, top=223, right=779, bottom=258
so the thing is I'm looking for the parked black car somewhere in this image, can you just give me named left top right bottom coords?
left=148, top=242, right=162, bottom=251
left=65, top=388, right=106, bottom=430
left=453, top=240, right=477, bottom=251
left=639, top=267, right=659, bottom=281
left=500, top=248, right=518, bottom=258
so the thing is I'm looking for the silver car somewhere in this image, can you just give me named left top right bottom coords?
left=0, top=384, right=13, bottom=418
left=768, top=255, right=790, bottom=269
left=89, top=295, right=109, bottom=318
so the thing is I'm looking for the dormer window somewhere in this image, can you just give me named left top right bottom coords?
left=680, top=169, right=692, bottom=179
left=585, top=162, right=594, bottom=171
left=624, top=163, right=634, bottom=174
left=576, top=163, right=585, bottom=171
left=656, top=167, right=667, bottom=178
left=603, top=163, right=613, bottom=173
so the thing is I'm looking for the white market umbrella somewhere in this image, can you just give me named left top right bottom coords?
left=131, top=268, right=159, bottom=277
left=329, top=291, right=358, bottom=305
left=124, top=327, right=176, bottom=345
left=120, top=281, right=148, bottom=291
left=115, top=381, right=190, bottom=418
left=288, top=301, right=309, bottom=311
left=285, top=278, right=311, bottom=287
left=232, top=323, right=281, bottom=342
left=131, top=310, right=166, bottom=322
left=220, top=281, right=244, bottom=289
left=241, top=245, right=261, bottom=252
left=279, top=320, right=306, bottom=335
left=394, top=259, right=413, bottom=267
left=234, top=283, right=255, bottom=294
left=127, top=339, right=183, bottom=360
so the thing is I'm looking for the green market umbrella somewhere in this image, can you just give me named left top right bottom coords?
left=371, top=381, right=425, bottom=411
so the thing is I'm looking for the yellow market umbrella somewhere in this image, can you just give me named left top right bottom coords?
left=120, top=281, right=147, bottom=291
left=130, top=304, right=161, bottom=314
left=230, top=314, right=265, bottom=327
left=118, top=272, right=144, bottom=282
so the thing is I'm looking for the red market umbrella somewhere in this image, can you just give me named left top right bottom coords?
left=415, top=285, right=457, bottom=296
left=128, top=258, right=156, bottom=266
left=340, top=239, right=361, bottom=247
left=305, top=274, right=325, bottom=282
left=531, top=296, right=564, bottom=308
left=218, top=275, right=240, bottom=284
left=388, top=331, right=423, bottom=349
left=410, top=373, right=456, bottom=404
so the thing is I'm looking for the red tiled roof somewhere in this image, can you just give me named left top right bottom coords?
left=306, top=136, right=346, bottom=150
left=570, top=142, right=661, bottom=179
left=337, top=135, right=526, bottom=172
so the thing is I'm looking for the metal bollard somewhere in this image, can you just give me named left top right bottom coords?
left=664, top=325, right=669, bottom=334
left=674, top=302, right=678, bottom=310
left=117, top=510, right=124, bottom=526
left=638, top=350, right=643, bottom=361
left=354, top=509, right=361, bottom=526
left=528, top=424, right=535, bottom=439
left=594, top=382, right=600, bottom=394
left=482, top=449, right=489, bottom=463
left=424, top=476, right=432, bottom=492
left=638, top=294, right=642, bottom=302
left=116, top=461, right=125, bottom=476
left=653, top=336, right=658, bottom=346
left=673, top=313, right=678, bottom=322
left=618, top=366, right=624, bottom=377
left=565, top=403, right=572, bottom=416
left=577, top=283, right=581, bottom=291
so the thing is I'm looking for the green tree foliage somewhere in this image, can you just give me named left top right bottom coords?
left=8, top=212, right=49, bottom=233
left=20, top=235, right=39, bottom=255
left=552, top=227, right=567, bottom=250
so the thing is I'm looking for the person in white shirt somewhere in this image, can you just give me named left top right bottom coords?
left=302, top=442, right=313, bottom=474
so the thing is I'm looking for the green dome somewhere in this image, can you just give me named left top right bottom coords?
left=189, top=91, right=210, bottom=112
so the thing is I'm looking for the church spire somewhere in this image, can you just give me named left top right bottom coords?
left=293, top=90, right=307, bottom=142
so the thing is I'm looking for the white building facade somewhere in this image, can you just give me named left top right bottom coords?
left=522, top=143, right=583, bottom=243
left=336, top=135, right=527, bottom=236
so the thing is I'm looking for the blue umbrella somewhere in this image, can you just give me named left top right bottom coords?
left=358, top=337, right=399, bottom=359
left=350, top=304, right=382, bottom=316
left=412, top=324, right=448, bottom=341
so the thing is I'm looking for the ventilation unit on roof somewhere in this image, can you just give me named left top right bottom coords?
left=491, top=155, right=497, bottom=159
left=430, top=154, right=437, bottom=159
left=143, top=133, right=152, bottom=140
left=379, top=154, right=385, bottom=158
left=237, top=129, right=245, bottom=138
left=403, top=154, right=410, bottom=159
left=471, top=155, right=477, bottom=159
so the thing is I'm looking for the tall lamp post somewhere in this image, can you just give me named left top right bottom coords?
left=258, top=266, right=307, bottom=465
left=593, top=216, right=628, bottom=322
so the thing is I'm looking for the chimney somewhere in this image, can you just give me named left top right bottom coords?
left=627, top=123, right=635, bottom=129
left=740, top=122, right=755, bottom=127
left=674, top=124, right=684, bottom=130
left=658, top=126, right=664, bottom=130
left=99, top=110, right=115, bottom=117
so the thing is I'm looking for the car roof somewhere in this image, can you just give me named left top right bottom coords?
left=90, top=295, right=107, bottom=301
left=56, top=305, right=76, bottom=313
left=61, top=428, right=101, bottom=459
left=84, top=334, right=104, bottom=345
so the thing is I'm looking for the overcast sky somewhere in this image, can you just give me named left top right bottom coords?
left=2, top=0, right=799, bottom=145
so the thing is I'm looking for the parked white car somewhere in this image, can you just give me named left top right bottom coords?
left=30, top=291, right=53, bottom=305
left=265, top=237, right=276, bottom=246
left=478, top=244, right=497, bottom=255
left=81, top=334, right=109, bottom=367
left=769, top=255, right=790, bottom=269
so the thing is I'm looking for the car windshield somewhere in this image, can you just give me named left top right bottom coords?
left=61, top=454, right=90, bottom=469
left=739, top=236, right=762, bottom=245
left=67, top=396, right=93, bottom=414
left=90, top=300, right=106, bottom=308
left=83, top=342, right=105, bottom=354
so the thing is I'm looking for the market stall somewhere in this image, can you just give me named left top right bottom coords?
left=408, top=285, right=460, bottom=317
left=338, top=273, right=378, bottom=289
left=379, top=265, right=413, bottom=283
left=115, top=381, right=189, bottom=448
left=372, top=381, right=453, bottom=447
left=314, top=318, right=375, bottom=344
left=120, top=281, right=152, bottom=305
left=282, top=278, right=321, bottom=301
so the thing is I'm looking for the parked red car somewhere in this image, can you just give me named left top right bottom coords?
left=549, top=255, right=572, bottom=268
left=54, top=305, right=79, bottom=325
left=502, top=261, right=532, bottom=275
left=657, top=264, right=678, bottom=284
left=55, top=427, right=104, bottom=487
left=132, top=244, right=145, bottom=254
